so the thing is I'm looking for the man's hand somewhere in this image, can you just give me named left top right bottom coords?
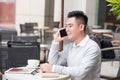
left=40, top=63, right=52, bottom=73
left=53, top=29, right=68, bottom=42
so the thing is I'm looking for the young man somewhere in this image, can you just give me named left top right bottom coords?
left=40, top=11, right=101, bottom=80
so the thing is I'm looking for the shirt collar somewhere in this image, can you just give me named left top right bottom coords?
left=73, top=35, right=89, bottom=47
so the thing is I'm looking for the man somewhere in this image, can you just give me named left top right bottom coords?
left=40, top=11, right=101, bottom=80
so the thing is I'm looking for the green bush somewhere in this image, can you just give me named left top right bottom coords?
left=106, top=0, right=120, bottom=20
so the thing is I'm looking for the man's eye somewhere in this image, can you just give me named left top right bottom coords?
left=69, top=25, right=72, bottom=27
left=66, top=25, right=72, bottom=28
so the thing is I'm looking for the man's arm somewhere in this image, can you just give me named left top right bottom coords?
left=40, top=30, right=68, bottom=72
left=48, top=42, right=60, bottom=64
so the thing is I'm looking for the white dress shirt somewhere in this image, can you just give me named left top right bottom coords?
left=48, top=35, right=101, bottom=80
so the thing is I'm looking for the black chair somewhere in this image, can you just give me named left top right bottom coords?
left=20, top=24, right=34, bottom=35
left=0, top=28, right=17, bottom=46
left=115, top=27, right=120, bottom=32
left=0, top=42, right=40, bottom=73
left=20, top=23, right=39, bottom=36
left=9, top=45, right=40, bottom=67
left=53, top=22, right=60, bottom=28
left=104, top=22, right=117, bottom=32
left=25, top=22, right=38, bottom=27
left=25, top=22, right=39, bottom=34
left=90, top=34, right=120, bottom=80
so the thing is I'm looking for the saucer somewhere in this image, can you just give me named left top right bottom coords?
left=26, top=65, right=38, bottom=69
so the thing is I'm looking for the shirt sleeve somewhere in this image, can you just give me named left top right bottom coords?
left=48, top=42, right=68, bottom=66
left=52, top=65, right=55, bottom=72
left=48, top=42, right=59, bottom=64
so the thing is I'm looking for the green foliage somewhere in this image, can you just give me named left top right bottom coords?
left=106, top=0, right=120, bottom=20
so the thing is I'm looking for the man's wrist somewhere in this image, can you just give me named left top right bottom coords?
left=52, top=41, right=59, bottom=44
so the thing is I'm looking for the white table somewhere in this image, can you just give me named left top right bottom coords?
left=40, top=44, right=50, bottom=62
left=92, top=29, right=112, bottom=35
left=4, top=68, right=70, bottom=80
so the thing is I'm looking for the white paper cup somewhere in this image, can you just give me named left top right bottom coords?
left=27, top=59, right=40, bottom=68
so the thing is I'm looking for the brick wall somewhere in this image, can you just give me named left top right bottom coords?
left=0, top=2, right=15, bottom=24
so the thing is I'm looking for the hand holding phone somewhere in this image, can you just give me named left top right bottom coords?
left=59, top=28, right=67, bottom=37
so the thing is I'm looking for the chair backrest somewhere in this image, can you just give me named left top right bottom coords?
left=20, top=23, right=36, bottom=34
left=53, top=22, right=60, bottom=28
left=113, top=33, right=120, bottom=40
left=0, top=42, right=40, bottom=73
left=115, top=27, right=120, bottom=33
left=11, top=36, right=38, bottom=42
left=106, top=25, right=116, bottom=32
left=101, top=39, right=115, bottom=59
left=104, top=22, right=117, bottom=32
left=0, top=29, right=17, bottom=42
left=20, top=24, right=26, bottom=33
left=5, top=42, right=40, bottom=69
left=25, top=22, right=38, bottom=27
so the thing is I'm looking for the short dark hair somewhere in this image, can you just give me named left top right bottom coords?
left=67, top=10, right=88, bottom=27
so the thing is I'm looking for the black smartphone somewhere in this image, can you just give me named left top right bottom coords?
left=59, top=28, right=67, bottom=37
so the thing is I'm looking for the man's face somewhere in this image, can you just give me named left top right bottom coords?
left=66, top=17, right=83, bottom=40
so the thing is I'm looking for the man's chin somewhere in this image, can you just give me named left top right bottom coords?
left=68, top=37, right=72, bottom=40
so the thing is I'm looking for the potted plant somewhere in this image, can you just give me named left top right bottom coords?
left=106, top=0, right=120, bottom=20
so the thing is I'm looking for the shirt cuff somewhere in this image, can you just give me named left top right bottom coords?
left=52, top=41, right=59, bottom=44
left=52, top=65, right=55, bottom=72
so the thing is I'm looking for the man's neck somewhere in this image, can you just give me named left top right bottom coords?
left=74, top=33, right=86, bottom=45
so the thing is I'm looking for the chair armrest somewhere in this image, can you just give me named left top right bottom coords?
left=101, top=47, right=120, bottom=51
left=102, top=33, right=113, bottom=38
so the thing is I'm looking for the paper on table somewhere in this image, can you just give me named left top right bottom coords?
left=5, top=67, right=37, bottom=74
left=9, top=68, right=23, bottom=71
left=40, top=72, right=59, bottom=78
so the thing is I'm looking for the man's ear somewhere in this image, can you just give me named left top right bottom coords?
left=79, top=24, right=85, bottom=31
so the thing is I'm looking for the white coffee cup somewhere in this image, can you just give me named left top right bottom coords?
left=27, top=59, right=40, bottom=68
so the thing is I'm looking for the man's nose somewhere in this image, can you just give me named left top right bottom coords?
left=66, top=28, right=68, bottom=33
left=66, top=27, right=69, bottom=31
